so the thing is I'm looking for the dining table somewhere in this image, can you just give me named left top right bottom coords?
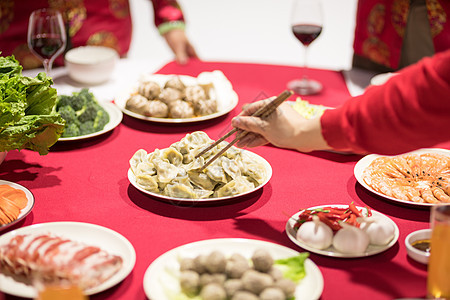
left=0, top=59, right=441, bottom=300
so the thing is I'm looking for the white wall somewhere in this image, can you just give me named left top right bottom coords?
left=128, top=0, right=358, bottom=71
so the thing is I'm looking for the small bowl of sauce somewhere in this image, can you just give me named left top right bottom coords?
left=405, top=229, right=431, bottom=264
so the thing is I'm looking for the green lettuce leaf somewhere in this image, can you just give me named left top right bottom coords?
left=274, top=252, right=310, bottom=283
left=0, top=55, right=64, bottom=155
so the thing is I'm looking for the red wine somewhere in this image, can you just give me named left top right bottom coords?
left=30, top=33, right=64, bottom=60
left=292, top=24, right=322, bottom=46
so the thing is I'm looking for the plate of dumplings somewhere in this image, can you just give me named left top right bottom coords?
left=114, top=71, right=238, bottom=123
left=128, top=131, right=272, bottom=204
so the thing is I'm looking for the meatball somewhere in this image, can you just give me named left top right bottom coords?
left=205, top=250, right=227, bottom=273
left=125, top=94, right=149, bottom=114
left=200, top=273, right=227, bottom=287
left=179, top=270, right=200, bottom=295
left=179, top=257, right=195, bottom=272
left=169, top=100, right=194, bottom=118
left=231, top=291, right=259, bottom=300
left=267, top=266, right=284, bottom=281
left=274, top=278, right=297, bottom=298
left=184, top=85, right=207, bottom=104
left=200, top=283, right=227, bottom=300
left=194, top=98, right=218, bottom=116
left=138, top=80, right=161, bottom=99
left=192, top=254, right=208, bottom=274
left=164, top=76, right=186, bottom=91
left=241, top=269, right=273, bottom=294
left=159, top=87, right=183, bottom=106
left=226, top=255, right=250, bottom=278
left=251, top=248, right=273, bottom=272
left=260, top=287, right=285, bottom=300
left=147, top=100, right=168, bottom=118
left=224, top=279, right=244, bottom=298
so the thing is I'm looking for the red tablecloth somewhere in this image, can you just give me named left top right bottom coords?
left=0, top=60, right=434, bottom=300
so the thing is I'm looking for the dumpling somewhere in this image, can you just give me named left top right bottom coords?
left=205, top=159, right=227, bottom=183
left=188, top=170, right=216, bottom=191
left=194, top=99, right=217, bottom=116
left=164, top=183, right=197, bottom=199
left=125, top=94, right=149, bottom=115
left=136, top=174, right=159, bottom=192
left=170, top=100, right=195, bottom=118
left=130, top=149, right=148, bottom=174
left=221, top=157, right=241, bottom=180
left=153, top=158, right=181, bottom=183
left=147, top=100, right=169, bottom=118
left=160, top=148, right=183, bottom=166
left=164, top=76, right=186, bottom=91
left=214, top=176, right=255, bottom=198
left=184, top=85, right=207, bottom=105
left=135, top=161, right=156, bottom=177
left=159, top=88, right=183, bottom=106
left=138, top=80, right=161, bottom=100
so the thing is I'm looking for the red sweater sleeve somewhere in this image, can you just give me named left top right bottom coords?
left=321, top=49, right=450, bottom=155
left=151, top=0, right=185, bottom=28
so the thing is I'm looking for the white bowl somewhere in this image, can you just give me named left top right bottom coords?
left=65, top=46, right=118, bottom=85
left=405, top=229, right=431, bottom=264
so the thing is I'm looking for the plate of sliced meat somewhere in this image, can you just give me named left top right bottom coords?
left=0, top=222, right=136, bottom=298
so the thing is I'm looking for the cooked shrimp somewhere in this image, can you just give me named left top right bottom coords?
left=419, top=188, right=441, bottom=204
left=363, top=152, right=450, bottom=204
left=432, top=187, right=450, bottom=203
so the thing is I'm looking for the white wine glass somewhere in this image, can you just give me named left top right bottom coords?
left=287, top=0, right=324, bottom=95
left=27, top=8, right=67, bottom=76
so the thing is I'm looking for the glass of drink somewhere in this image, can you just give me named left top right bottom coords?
left=287, top=0, right=324, bottom=95
left=27, top=8, right=67, bottom=76
left=427, top=204, right=450, bottom=299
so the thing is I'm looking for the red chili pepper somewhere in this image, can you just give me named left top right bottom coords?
left=337, top=211, right=352, bottom=220
left=320, top=207, right=348, bottom=214
left=317, top=212, right=341, bottom=231
left=345, top=213, right=360, bottom=227
left=348, top=202, right=362, bottom=218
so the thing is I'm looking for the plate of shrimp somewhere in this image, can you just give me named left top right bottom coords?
left=354, top=148, right=450, bottom=207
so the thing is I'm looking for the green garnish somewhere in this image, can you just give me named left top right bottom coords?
left=275, top=252, right=309, bottom=283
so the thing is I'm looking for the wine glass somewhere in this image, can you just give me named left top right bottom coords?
left=287, top=0, right=324, bottom=95
left=27, top=8, right=67, bottom=76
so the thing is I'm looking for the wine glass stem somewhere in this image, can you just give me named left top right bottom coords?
left=303, top=46, right=309, bottom=80
left=42, top=59, right=51, bottom=75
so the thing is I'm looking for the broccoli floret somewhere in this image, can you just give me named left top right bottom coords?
left=56, top=95, right=74, bottom=109
left=62, top=122, right=80, bottom=137
left=57, top=105, right=78, bottom=124
left=79, top=120, right=95, bottom=135
left=93, top=108, right=110, bottom=130
left=77, top=101, right=98, bottom=123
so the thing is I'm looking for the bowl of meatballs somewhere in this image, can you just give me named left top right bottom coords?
left=114, top=71, right=238, bottom=123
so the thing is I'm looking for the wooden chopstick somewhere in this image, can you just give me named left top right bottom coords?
left=197, top=90, right=293, bottom=171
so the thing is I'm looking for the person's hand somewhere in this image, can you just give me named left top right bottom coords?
left=163, top=29, right=198, bottom=64
left=231, top=99, right=332, bottom=152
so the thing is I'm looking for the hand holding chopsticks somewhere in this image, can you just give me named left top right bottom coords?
left=196, top=90, right=293, bottom=171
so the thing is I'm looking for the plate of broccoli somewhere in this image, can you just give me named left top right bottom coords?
left=56, top=89, right=123, bottom=141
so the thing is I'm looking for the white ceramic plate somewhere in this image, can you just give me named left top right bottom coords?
left=0, top=180, right=34, bottom=232
left=286, top=204, right=399, bottom=258
left=143, top=238, right=323, bottom=300
left=114, top=71, right=239, bottom=123
left=354, top=148, right=450, bottom=208
left=128, top=150, right=272, bottom=204
left=0, top=222, right=136, bottom=298
left=287, top=100, right=331, bottom=119
left=58, top=101, right=123, bottom=141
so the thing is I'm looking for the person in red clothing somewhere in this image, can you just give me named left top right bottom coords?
left=231, top=49, right=450, bottom=155
left=0, top=0, right=197, bottom=68
left=352, top=0, right=450, bottom=72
